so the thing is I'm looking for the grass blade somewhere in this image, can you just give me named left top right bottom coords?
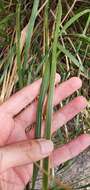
left=23, top=1, right=40, bottom=187
left=77, top=13, right=90, bottom=52
left=58, top=44, right=85, bottom=72
left=32, top=1, right=50, bottom=188
left=16, top=3, right=23, bottom=88
left=43, top=1, right=62, bottom=189
left=60, top=9, right=90, bottom=34
left=63, top=34, right=90, bottom=44
left=32, top=63, right=50, bottom=189
left=23, top=0, right=40, bottom=85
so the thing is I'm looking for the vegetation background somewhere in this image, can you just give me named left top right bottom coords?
left=0, top=0, right=90, bottom=189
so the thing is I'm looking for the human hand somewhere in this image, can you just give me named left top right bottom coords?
left=0, top=74, right=89, bottom=190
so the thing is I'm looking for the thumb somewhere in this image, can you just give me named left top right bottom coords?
left=0, top=139, right=53, bottom=173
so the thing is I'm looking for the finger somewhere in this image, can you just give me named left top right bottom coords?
left=0, top=139, right=53, bottom=173
left=53, top=77, right=82, bottom=106
left=9, top=96, right=87, bottom=144
left=53, top=134, right=90, bottom=166
left=46, top=96, right=87, bottom=135
left=0, top=73, right=60, bottom=116
left=0, top=113, right=14, bottom=146
left=27, top=96, right=87, bottom=138
left=8, top=78, right=82, bottom=143
left=15, top=77, right=82, bottom=130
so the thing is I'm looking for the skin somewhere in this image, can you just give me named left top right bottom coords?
left=0, top=74, right=89, bottom=190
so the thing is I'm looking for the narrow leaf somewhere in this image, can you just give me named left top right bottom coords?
left=58, top=44, right=85, bottom=72
left=60, top=9, right=90, bottom=34
left=43, top=1, right=62, bottom=189
left=16, top=3, right=23, bottom=88
left=23, top=0, right=40, bottom=84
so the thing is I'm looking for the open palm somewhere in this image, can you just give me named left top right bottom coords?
left=0, top=74, right=89, bottom=190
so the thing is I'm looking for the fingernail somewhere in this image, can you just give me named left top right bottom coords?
left=40, top=140, right=54, bottom=155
